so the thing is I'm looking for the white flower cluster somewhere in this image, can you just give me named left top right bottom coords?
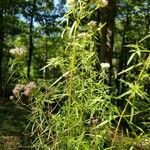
left=100, top=63, right=110, bottom=69
left=10, top=47, right=26, bottom=58
left=77, top=32, right=90, bottom=38
left=101, top=0, right=108, bottom=6
left=62, top=71, right=70, bottom=79
left=92, top=0, right=108, bottom=7
left=87, top=21, right=97, bottom=27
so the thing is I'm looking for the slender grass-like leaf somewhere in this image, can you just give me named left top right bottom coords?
left=127, top=53, right=136, bottom=65
left=69, top=21, right=76, bottom=39
left=118, top=63, right=142, bottom=75
left=139, top=34, right=150, bottom=43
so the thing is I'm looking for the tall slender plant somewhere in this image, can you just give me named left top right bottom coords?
left=26, top=1, right=117, bottom=149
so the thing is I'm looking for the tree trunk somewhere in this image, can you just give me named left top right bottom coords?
left=27, top=0, right=36, bottom=79
left=145, top=1, right=150, bottom=95
left=145, top=1, right=150, bottom=49
left=116, top=5, right=130, bottom=95
left=98, top=0, right=116, bottom=84
left=0, top=9, right=4, bottom=91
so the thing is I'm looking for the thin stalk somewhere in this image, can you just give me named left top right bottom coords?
left=111, top=100, right=129, bottom=149
left=67, top=20, right=79, bottom=149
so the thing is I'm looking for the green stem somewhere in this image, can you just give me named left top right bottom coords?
left=67, top=20, right=79, bottom=149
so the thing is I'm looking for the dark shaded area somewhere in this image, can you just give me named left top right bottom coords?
left=0, top=99, right=32, bottom=149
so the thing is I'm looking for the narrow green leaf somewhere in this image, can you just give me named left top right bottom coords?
left=139, top=34, right=150, bottom=43
left=118, top=63, right=142, bottom=75
left=118, top=65, right=134, bottom=75
left=69, top=21, right=76, bottom=39
left=40, top=63, right=51, bottom=71
left=61, top=28, right=67, bottom=39
left=117, top=90, right=131, bottom=99
left=127, top=53, right=135, bottom=65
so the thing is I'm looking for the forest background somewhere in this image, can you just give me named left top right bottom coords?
left=0, top=0, right=150, bottom=149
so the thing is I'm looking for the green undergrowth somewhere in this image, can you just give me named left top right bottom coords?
left=0, top=99, right=32, bottom=149
left=106, top=130, right=150, bottom=150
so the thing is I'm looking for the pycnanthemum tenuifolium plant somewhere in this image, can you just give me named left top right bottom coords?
left=26, top=1, right=117, bottom=150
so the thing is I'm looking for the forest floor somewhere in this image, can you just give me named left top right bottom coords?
left=0, top=98, right=31, bottom=150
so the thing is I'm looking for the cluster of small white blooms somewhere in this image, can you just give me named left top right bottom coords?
left=10, top=47, right=26, bottom=58
left=101, top=0, right=108, bottom=6
left=100, top=63, right=110, bottom=69
left=77, top=32, right=90, bottom=39
left=92, top=0, right=108, bottom=7
left=24, top=82, right=36, bottom=96
left=10, top=95, right=14, bottom=100
left=87, top=21, right=97, bottom=27
left=62, top=71, right=70, bottom=79
left=12, top=84, right=24, bottom=98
